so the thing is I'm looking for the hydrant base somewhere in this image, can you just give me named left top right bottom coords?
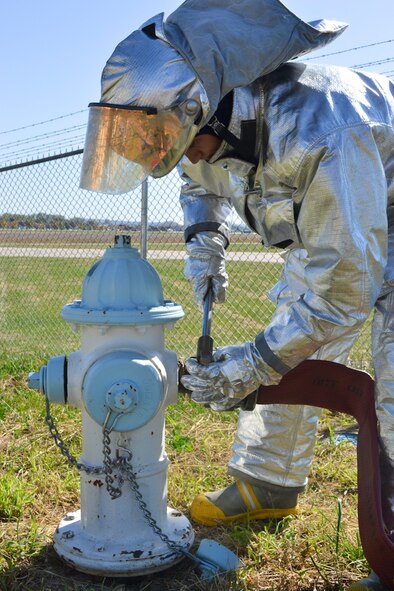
left=53, top=508, right=194, bottom=577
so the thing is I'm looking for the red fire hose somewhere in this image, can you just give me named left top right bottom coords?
left=256, top=360, right=394, bottom=590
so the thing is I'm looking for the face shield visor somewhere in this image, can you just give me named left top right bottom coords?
left=80, top=99, right=200, bottom=194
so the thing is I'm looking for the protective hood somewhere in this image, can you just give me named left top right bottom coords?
left=101, top=22, right=208, bottom=116
left=101, top=0, right=347, bottom=123
left=86, top=0, right=348, bottom=192
left=163, top=0, right=348, bottom=120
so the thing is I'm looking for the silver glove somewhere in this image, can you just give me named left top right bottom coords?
left=184, top=231, right=228, bottom=310
left=181, top=342, right=281, bottom=410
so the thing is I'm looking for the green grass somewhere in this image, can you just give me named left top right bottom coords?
left=0, top=256, right=283, bottom=360
left=0, top=254, right=373, bottom=368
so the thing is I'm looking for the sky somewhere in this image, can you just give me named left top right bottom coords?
left=0, top=0, right=393, bottom=163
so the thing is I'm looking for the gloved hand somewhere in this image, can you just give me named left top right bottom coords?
left=184, top=232, right=228, bottom=310
left=181, top=342, right=280, bottom=411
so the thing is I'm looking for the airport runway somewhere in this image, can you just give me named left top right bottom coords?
left=0, top=247, right=284, bottom=262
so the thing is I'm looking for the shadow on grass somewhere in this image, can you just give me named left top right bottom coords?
left=0, top=540, right=241, bottom=591
left=0, top=541, right=209, bottom=591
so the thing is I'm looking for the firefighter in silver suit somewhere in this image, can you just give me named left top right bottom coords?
left=80, top=1, right=394, bottom=588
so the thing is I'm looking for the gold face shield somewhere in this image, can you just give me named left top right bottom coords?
left=80, top=101, right=200, bottom=194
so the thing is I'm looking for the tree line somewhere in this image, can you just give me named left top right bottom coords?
left=0, top=212, right=103, bottom=230
left=0, top=212, right=184, bottom=232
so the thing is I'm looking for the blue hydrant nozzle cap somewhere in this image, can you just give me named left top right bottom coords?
left=27, top=357, right=66, bottom=404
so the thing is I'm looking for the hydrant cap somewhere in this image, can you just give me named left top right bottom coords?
left=61, top=235, right=184, bottom=325
left=82, top=236, right=163, bottom=308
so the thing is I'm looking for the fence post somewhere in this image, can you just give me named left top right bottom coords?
left=140, top=179, right=148, bottom=259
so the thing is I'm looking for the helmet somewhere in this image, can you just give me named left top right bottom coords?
left=80, top=2, right=347, bottom=194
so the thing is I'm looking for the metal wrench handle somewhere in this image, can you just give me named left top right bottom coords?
left=197, top=283, right=214, bottom=365
left=197, top=282, right=257, bottom=411
left=196, top=283, right=257, bottom=411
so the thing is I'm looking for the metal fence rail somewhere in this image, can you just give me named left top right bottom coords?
left=0, top=149, right=372, bottom=370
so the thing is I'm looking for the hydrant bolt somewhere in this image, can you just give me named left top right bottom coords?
left=106, top=382, right=138, bottom=413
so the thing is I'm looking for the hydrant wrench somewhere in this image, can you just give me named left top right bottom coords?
left=197, top=283, right=257, bottom=411
left=196, top=283, right=214, bottom=365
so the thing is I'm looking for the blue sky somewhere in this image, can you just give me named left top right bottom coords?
left=0, top=0, right=393, bottom=162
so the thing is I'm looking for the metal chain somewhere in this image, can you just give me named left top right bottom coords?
left=119, top=456, right=220, bottom=571
left=102, top=429, right=124, bottom=500
left=44, top=396, right=197, bottom=563
left=44, top=395, right=104, bottom=475
left=119, top=456, right=186, bottom=557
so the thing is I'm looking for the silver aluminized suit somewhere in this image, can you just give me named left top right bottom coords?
left=180, top=63, right=394, bottom=490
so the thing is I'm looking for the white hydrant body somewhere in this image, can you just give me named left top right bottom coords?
left=29, top=235, right=194, bottom=576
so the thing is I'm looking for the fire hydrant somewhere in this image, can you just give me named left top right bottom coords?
left=28, top=235, right=194, bottom=576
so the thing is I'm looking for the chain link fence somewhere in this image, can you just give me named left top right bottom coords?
left=0, top=150, right=372, bottom=370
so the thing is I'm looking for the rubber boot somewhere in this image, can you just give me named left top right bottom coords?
left=347, top=572, right=389, bottom=590
left=190, top=479, right=300, bottom=526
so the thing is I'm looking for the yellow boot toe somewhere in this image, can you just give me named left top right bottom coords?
left=190, top=493, right=228, bottom=526
left=190, top=480, right=299, bottom=527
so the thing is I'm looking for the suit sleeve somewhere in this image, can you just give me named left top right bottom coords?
left=179, top=165, right=233, bottom=247
left=256, top=126, right=387, bottom=372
